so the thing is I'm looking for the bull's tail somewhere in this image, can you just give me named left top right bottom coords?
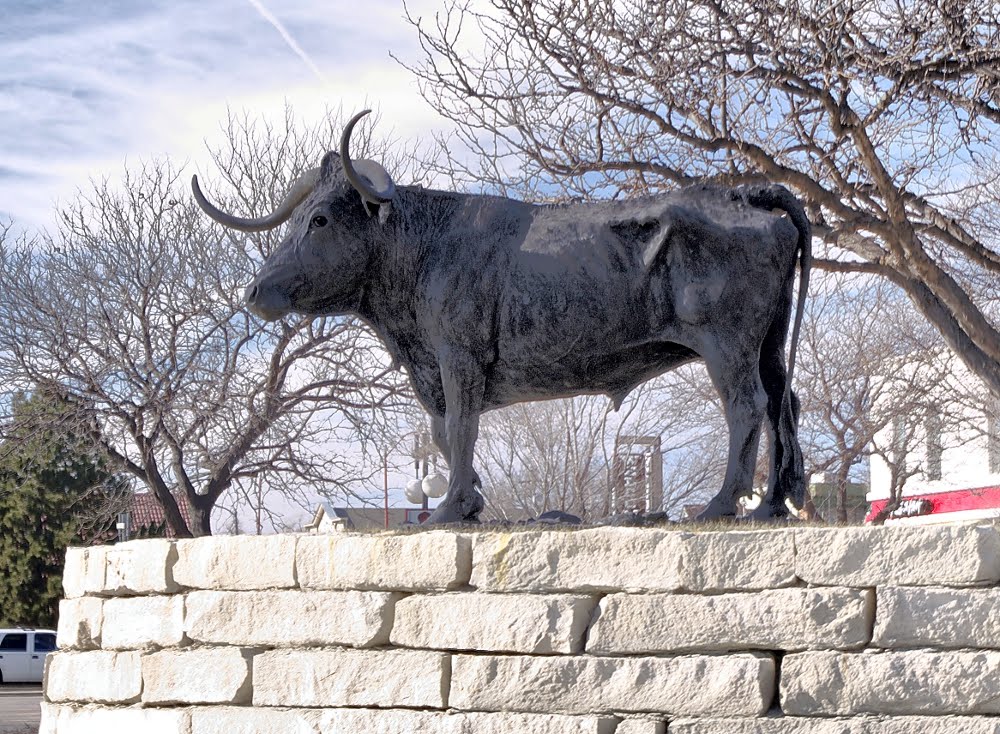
left=733, top=183, right=811, bottom=403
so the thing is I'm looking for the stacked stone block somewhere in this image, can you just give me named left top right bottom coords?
left=42, top=525, right=1000, bottom=733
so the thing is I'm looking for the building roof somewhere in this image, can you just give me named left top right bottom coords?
left=307, top=502, right=423, bottom=531
left=128, top=492, right=195, bottom=538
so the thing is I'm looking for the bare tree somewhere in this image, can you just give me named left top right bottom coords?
left=402, top=0, right=1000, bottom=397
left=0, top=107, right=418, bottom=537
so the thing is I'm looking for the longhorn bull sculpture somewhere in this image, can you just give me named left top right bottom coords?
left=192, top=110, right=811, bottom=523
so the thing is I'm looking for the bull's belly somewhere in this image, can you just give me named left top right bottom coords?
left=483, top=340, right=699, bottom=408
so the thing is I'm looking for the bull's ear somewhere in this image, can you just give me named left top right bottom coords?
left=320, top=151, right=340, bottom=180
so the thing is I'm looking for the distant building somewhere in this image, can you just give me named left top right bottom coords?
left=114, top=492, right=195, bottom=540
left=867, top=355, right=1000, bottom=524
left=304, top=502, right=432, bottom=533
left=808, top=473, right=869, bottom=524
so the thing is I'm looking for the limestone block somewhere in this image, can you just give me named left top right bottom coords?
left=874, top=586, right=1000, bottom=648
left=173, top=534, right=296, bottom=590
left=62, top=546, right=106, bottom=598
left=677, top=530, right=796, bottom=591
left=141, top=647, right=254, bottom=704
left=449, top=652, right=774, bottom=716
left=184, top=589, right=398, bottom=647
left=190, top=706, right=320, bottom=734
left=253, top=648, right=449, bottom=708
left=613, top=719, right=665, bottom=734
left=39, top=703, right=189, bottom=734
left=390, top=592, right=597, bottom=653
left=794, top=525, right=1000, bottom=586
left=782, top=650, right=1000, bottom=715
left=668, top=718, right=1000, bottom=733
left=321, top=709, right=618, bottom=733
left=103, top=539, right=179, bottom=595
left=56, top=597, right=104, bottom=649
left=297, top=531, right=472, bottom=590
left=588, top=588, right=873, bottom=654
left=101, top=595, right=185, bottom=649
left=44, top=651, right=141, bottom=704
left=470, top=528, right=685, bottom=592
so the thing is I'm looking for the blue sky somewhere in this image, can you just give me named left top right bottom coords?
left=0, top=0, right=443, bottom=231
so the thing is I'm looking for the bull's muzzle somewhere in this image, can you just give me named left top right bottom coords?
left=244, top=281, right=291, bottom=322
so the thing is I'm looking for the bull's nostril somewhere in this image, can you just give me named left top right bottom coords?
left=247, top=284, right=259, bottom=303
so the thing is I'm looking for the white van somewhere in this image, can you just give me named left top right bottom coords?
left=0, top=628, right=57, bottom=683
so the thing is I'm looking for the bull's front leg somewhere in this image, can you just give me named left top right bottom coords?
left=427, top=348, right=486, bottom=524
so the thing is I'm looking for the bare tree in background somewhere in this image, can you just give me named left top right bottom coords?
left=796, top=272, right=953, bottom=521
left=0, top=107, right=420, bottom=537
left=403, top=0, right=1000, bottom=398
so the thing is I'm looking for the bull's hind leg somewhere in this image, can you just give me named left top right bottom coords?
left=749, top=318, right=806, bottom=521
left=430, top=415, right=483, bottom=491
left=697, top=357, right=767, bottom=521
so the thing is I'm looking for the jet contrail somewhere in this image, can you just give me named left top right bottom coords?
left=244, top=0, right=328, bottom=84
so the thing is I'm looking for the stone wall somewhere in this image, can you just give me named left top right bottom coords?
left=42, top=524, right=1000, bottom=733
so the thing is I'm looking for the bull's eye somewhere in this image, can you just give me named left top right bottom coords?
left=311, top=215, right=328, bottom=228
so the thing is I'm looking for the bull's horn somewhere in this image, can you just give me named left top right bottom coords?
left=191, top=167, right=321, bottom=232
left=340, top=110, right=396, bottom=205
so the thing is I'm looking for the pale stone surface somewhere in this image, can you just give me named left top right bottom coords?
left=297, top=531, right=472, bottom=590
left=678, top=530, right=796, bottom=591
left=44, top=651, right=141, bottom=704
left=450, top=653, right=774, bottom=716
left=104, top=540, right=179, bottom=595
left=794, top=525, right=1000, bottom=586
left=101, top=595, right=184, bottom=649
left=173, top=535, right=296, bottom=590
left=588, top=588, right=873, bottom=654
left=190, top=706, right=320, bottom=734
left=874, top=586, right=1000, bottom=648
left=142, top=647, right=254, bottom=704
left=253, top=648, right=449, bottom=708
left=62, top=546, right=107, bottom=598
left=391, top=592, right=597, bottom=653
left=39, top=703, right=189, bottom=734
left=782, top=650, right=1000, bottom=715
left=668, top=718, right=1000, bottom=733
left=613, top=718, right=665, bottom=734
left=317, top=709, right=619, bottom=733
left=56, top=596, right=104, bottom=649
left=470, top=528, right=685, bottom=592
left=184, top=589, right=398, bottom=647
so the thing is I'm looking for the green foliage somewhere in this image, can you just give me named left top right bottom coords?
left=0, top=391, right=111, bottom=627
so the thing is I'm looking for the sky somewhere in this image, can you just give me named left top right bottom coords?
left=0, top=0, right=446, bottom=233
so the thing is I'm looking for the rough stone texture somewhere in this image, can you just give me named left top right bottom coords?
left=613, top=719, right=665, bottom=734
left=588, top=588, right=873, bottom=654
left=668, top=718, right=1000, bottom=733
left=101, top=595, right=185, bottom=649
left=141, top=647, right=254, bottom=704
left=62, top=546, right=107, bottom=598
left=44, top=651, right=142, bottom=704
left=470, top=529, right=685, bottom=592
left=184, top=589, right=398, bottom=647
left=56, top=596, right=104, bottom=650
left=103, top=540, right=179, bottom=595
left=253, top=648, right=449, bottom=708
left=677, top=530, right=796, bottom=591
left=317, top=709, right=619, bottom=734
left=39, top=704, right=189, bottom=734
left=874, top=586, right=1000, bottom=648
left=173, top=535, right=296, bottom=590
left=297, top=531, right=472, bottom=590
left=450, top=653, right=774, bottom=716
left=794, top=525, right=1000, bottom=587
left=782, top=650, right=1000, bottom=715
left=391, top=592, right=597, bottom=653
left=190, top=706, right=319, bottom=734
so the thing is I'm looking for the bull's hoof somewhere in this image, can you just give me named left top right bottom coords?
left=427, top=490, right=484, bottom=525
left=693, top=504, right=739, bottom=523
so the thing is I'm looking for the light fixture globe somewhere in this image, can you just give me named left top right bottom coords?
left=422, top=472, right=448, bottom=498
left=404, top=479, right=424, bottom=504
